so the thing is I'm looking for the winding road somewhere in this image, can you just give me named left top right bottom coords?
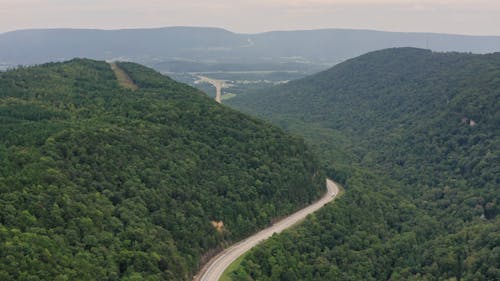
left=194, top=179, right=339, bottom=281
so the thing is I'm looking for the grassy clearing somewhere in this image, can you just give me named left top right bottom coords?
left=221, top=93, right=237, bottom=101
left=109, top=62, right=139, bottom=90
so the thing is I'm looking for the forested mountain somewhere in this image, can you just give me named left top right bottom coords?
left=0, top=60, right=324, bottom=280
left=1, top=27, right=500, bottom=69
left=227, top=48, right=500, bottom=280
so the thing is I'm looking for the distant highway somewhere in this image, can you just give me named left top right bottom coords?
left=197, top=76, right=224, bottom=103
left=194, top=179, right=340, bottom=281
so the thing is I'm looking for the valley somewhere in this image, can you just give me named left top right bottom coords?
left=0, top=21, right=499, bottom=281
left=226, top=48, right=499, bottom=281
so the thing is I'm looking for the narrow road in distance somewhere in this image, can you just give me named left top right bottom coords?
left=197, top=76, right=224, bottom=103
left=194, top=179, right=340, bottom=281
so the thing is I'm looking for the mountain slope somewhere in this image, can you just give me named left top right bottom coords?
left=230, top=48, right=500, bottom=186
left=227, top=48, right=499, bottom=280
left=0, top=60, right=324, bottom=280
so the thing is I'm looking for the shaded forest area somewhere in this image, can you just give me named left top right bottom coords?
left=228, top=48, right=499, bottom=280
left=0, top=60, right=325, bottom=280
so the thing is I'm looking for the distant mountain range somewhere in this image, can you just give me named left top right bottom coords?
left=1, top=27, right=500, bottom=70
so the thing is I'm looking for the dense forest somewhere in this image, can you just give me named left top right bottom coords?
left=227, top=48, right=499, bottom=280
left=0, top=60, right=325, bottom=280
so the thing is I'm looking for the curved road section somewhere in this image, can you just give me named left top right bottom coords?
left=194, top=179, right=339, bottom=281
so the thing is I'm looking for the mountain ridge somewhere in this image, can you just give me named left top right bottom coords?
left=226, top=47, right=500, bottom=280
left=0, top=59, right=325, bottom=280
left=2, top=27, right=500, bottom=69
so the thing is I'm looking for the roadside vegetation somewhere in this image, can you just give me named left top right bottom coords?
left=0, top=60, right=325, bottom=280
left=227, top=48, right=500, bottom=281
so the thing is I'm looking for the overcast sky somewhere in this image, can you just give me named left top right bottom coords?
left=1, top=0, right=499, bottom=35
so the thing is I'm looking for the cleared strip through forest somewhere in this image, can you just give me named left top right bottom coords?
left=109, top=62, right=139, bottom=90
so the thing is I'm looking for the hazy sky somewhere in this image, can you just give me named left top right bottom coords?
left=1, top=0, right=500, bottom=35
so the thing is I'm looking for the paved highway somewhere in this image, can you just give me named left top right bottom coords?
left=194, top=179, right=339, bottom=281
